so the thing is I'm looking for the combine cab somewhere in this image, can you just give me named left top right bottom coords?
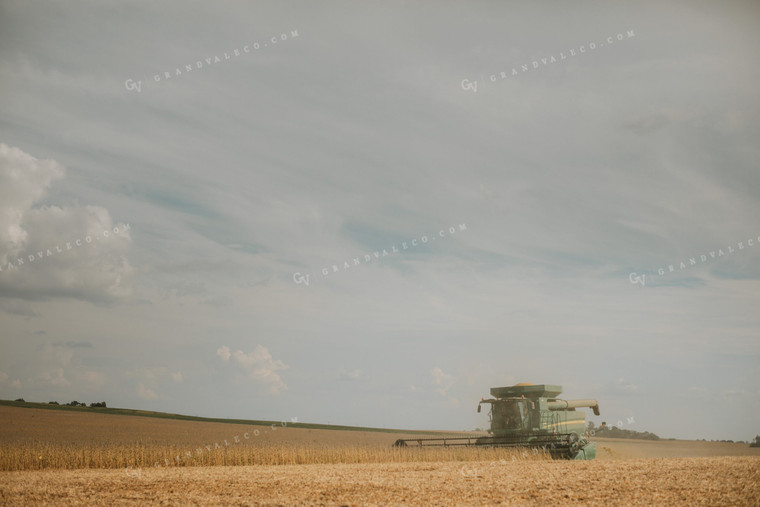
left=394, top=383, right=600, bottom=460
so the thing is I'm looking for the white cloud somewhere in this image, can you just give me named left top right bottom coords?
left=431, top=367, right=455, bottom=396
left=219, top=344, right=288, bottom=394
left=216, top=345, right=231, bottom=361
left=142, top=367, right=168, bottom=380
left=0, top=143, right=64, bottom=260
left=76, top=371, right=105, bottom=386
left=172, top=371, right=183, bottom=383
left=42, top=367, right=69, bottom=387
left=0, top=371, right=8, bottom=384
left=0, top=143, right=134, bottom=303
left=137, top=383, right=160, bottom=400
left=10, top=379, right=22, bottom=389
left=10, top=344, right=102, bottom=391
left=124, top=367, right=176, bottom=401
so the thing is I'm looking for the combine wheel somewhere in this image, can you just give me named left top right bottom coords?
left=568, top=433, right=580, bottom=453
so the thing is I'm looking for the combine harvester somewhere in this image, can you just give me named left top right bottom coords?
left=394, top=383, right=600, bottom=460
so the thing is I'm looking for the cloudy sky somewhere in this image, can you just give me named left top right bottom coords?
left=1, top=1, right=758, bottom=441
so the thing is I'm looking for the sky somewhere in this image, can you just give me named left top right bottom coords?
left=0, top=0, right=758, bottom=442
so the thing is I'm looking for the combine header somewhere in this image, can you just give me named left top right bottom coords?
left=394, top=383, right=600, bottom=460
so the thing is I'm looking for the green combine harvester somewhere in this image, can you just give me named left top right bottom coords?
left=394, top=383, right=600, bottom=460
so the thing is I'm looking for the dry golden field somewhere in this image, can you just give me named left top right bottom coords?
left=0, top=405, right=517, bottom=471
left=1, top=405, right=759, bottom=505
left=2, top=457, right=758, bottom=505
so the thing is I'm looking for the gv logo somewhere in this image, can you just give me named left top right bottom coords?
left=628, top=272, right=645, bottom=286
left=125, top=79, right=142, bottom=93
left=293, top=272, right=310, bottom=286
left=460, top=465, right=479, bottom=478
left=125, top=466, right=142, bottom=477
left=461, top=79, right=478, bottom=93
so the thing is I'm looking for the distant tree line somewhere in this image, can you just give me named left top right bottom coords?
left=696, top=438, right=750, bottom=444
left=586, top=421, right=660, bottom=440
left=12, top=398, right=106, bottom=408
left=587, top=421, right=758, bottom=445
left=56, top=400, right=107, bottom=408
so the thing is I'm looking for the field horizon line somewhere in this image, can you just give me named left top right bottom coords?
left=0, top=399, right=469, bottom=436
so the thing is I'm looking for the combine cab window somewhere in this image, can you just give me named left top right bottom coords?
left=491, top=400, right=528, bottom=430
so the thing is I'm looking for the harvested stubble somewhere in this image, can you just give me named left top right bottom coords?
left=0, top=441, right=550, bottom=471
left=2, top=457, right=758, bottom=506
